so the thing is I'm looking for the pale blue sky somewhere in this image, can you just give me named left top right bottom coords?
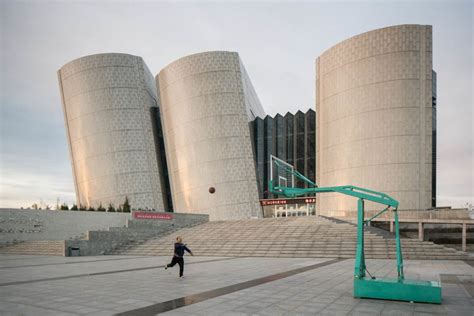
left=0, top=0, right=472, bottom=208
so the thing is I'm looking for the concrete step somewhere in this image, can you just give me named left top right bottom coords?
left=110, top=216, right=470, bottom=260
left=0, top=241, right=64, bottom=256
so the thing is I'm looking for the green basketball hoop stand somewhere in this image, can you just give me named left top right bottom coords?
left=269, top=175, right=442, bottom=304
left=353, top=198, right=442, bottom=304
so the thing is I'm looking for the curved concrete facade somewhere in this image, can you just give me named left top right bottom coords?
left=157, top=51, right=265, bottom=220
left=58, top=53, right=166, bottom=210
left=316, top=25, right=435, bottom=214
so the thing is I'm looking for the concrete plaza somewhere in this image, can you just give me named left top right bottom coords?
left=0, top=254, right=472, bottom=315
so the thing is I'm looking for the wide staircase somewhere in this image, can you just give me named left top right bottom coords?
left=110, top=216, right=470, bottom=260
left=0, top=241, right=64, bottom=256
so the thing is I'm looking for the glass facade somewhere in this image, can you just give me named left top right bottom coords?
left=252, top=109, right=316, bottom=199
left=285, top=113, right=294, bottom=166
left=274, top=114, right=285, bottom=160
left=305, top=109, right=316, bottom=188
left=294, top=112, right=305, bottom=169
left=253, top=117, right=265, bottom=200
left=150, top=107, right=174, bottom=212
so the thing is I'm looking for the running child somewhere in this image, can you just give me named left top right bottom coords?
left=164, top=236, right=193, bottom=278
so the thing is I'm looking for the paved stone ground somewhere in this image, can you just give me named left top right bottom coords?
left=0, top=254, right=472, bottom=315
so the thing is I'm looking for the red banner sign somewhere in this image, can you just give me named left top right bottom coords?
left=260, top=198, right=316, bottom=206
left=133, top=212, right=173, bottom=220
left=261, top=199, right=288, bottom=206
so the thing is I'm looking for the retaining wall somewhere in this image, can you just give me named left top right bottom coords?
left=64, top=211, right=209, bottom=256
left=0, top=209, right=130, bottom=245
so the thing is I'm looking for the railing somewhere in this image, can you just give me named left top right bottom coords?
left=369, top=218, right=474, bottom=252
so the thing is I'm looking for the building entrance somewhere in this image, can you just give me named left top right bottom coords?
left=260, top=197, right=316, bottom=218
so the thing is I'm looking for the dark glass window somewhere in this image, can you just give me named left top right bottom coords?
left=150, top=107, right=173, bottom=212
left=431, top=71, right=437, bottom=207
left=285, top=113, right=294, bottom=166
left=251, top=118, right=266, bottom=198
left=295, top=111, right=305, bottom=187
left=275, top=115, right=285, bottom=160
left=251, top=109, right=316, bottom=199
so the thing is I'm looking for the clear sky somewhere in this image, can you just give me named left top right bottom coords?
left=0, top=0, right=472, bottom=209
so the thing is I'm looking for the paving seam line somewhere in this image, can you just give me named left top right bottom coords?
left=116, top=258, right=343, bottom=316
left=0, top=256, right=153, bottom=269
left=0, top=257, right=239, bottom=287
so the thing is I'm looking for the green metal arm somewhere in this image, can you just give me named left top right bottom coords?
left=270, top=180, right=403, bottom=280
left=365, top=206, right=390, bottom=224
left=270, top=181, right=399, bottom=209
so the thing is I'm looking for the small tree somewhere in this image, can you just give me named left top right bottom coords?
left=122, top=196, right=131, bottom=213
left=88, top=206, right=96, bottom=212
left=79, top=204, right=87, bottom=211
left=107, top=204, right=116, bottom=212
left=97, top=204, right=106, bottom=212
left=60, top=203, right=69, bottom=210
left=71, top=204, right=78, bottom=211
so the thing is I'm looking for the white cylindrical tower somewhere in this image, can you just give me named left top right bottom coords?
left=316, top=25, right=435, bottom=215
left=58, top=53, right=166, bottom=210
left=157, top=51, right=265, bottom=220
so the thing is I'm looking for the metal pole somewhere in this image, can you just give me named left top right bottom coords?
left=354, top=198, right=366, bottom=279
left=394, top=210, right=404, bottom=280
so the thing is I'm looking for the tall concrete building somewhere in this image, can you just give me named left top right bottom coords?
left=157, top=51, right=265, bottom=220
left=316, top=25, right=436, bottom=215
left=58, top=53, right=167, bottom=211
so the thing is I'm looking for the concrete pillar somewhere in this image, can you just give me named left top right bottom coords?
left=418, top=222, right=424, bottom=241
left=390, top=220, right=394, bottom=233
left=462, top=223, right=467, bottom=252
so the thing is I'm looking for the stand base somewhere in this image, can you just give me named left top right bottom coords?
left=354, top=277, right=442, bottom=304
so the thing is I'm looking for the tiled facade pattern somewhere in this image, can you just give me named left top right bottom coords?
left=157, top=51, right=264, bottom=220
left=316, top=25, right=435, bottom=214
left=58, top=53, right=166, bottom=211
